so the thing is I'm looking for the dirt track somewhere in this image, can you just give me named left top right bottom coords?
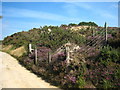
left=0, top=52, right=58, bottom=88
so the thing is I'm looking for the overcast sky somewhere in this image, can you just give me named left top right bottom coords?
left=1, top=2, right=118, bottom=40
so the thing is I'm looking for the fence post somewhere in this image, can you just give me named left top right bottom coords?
left=35, top=47, right=37, bottom=65
left=92, top=27, right=95, bottom=37
left=29, top=43, right=34, bottom=53
left=48, top=51, right=51, bottom=63
left=105, top=22, right=108, bottom=43
left=65, top=43, right=71, bottom=64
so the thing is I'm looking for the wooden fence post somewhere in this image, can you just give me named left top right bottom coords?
left=35, top=47, right=37, bottom=65
left=105, top=22, right=108, bottom=43
left=92, top=28, right=95, bottom=37
left=65, top=43, right=71, bottom=64
left=29, top=43, right=34, bottom=53
left=48, top=51, right=51, bottom=63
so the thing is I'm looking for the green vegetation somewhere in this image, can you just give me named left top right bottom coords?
left=2, top=22, right=120, bottom=88
left=98, top=46, right=120, bottom=65
left=3, top=26, right=86, bottom=51
left=68, top=23, right=77, bottom=26
left=78, top=22, right=98, bottom=26
left=0, top=40, right=2, bottom=44
left=108, top=29, right=120, bottom=48
left=0, top=16, right=2, bottom=18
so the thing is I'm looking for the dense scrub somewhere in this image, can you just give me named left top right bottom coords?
left=19, top=44, right=120, bottom=88
left=2, top=23, right=120, bottom=88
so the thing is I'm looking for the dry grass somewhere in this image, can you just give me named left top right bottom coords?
left=10, top=46, right=26, bottom=57
left=2, top=45, right=13, bottom=51
left=2, top=45, right=27, bottom=57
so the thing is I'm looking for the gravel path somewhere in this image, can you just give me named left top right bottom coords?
left=0, top=52, right=59, bottom=88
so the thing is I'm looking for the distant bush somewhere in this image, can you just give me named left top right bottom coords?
left=78, top=22, right=98, bottom=27
left=68, top=23, right=77, bottom=27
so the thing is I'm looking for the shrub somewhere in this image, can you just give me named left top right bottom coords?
left=102, top=79, right=114, bottom=88
left=85, top=60, right=120, bottom=88
left=98, top=46, right=120, bottom=65
left=76, top=75, right=86, bottom=88
left=108, top=30, right=120, bottom=48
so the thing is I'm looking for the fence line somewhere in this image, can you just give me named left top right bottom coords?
left=28, top=22, right=108, bottom=64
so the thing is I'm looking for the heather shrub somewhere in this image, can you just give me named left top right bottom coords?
left=98, top=46, right=120, bottom=65
left=23, top=57, right=34, bottom=70
left=52, top=52, right=66, bottom=61
left=85, top=60, right=120, bottom=88
left=108, top=30, right=120, bottom=48
left=18, top=43, right=120, bottom=88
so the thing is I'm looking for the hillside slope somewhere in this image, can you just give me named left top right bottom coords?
left=2, top=26, right=86, bottom=52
